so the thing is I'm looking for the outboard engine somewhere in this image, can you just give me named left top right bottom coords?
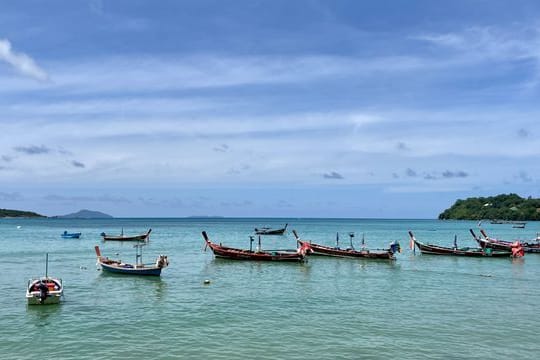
left=155, top=255, right=169, bottom=268
left=38, top=281, right=49, bottom=304
left=389, top=241, right=401, bottom=254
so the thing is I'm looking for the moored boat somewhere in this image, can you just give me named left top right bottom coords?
left=202, top=231, right=311, bottom=261
left=94, top=245, right=168, bottom=276
left=61, top=231, right=81, bottom=239
left=254, top=223, right=288, bottom=235
left=26, top=253, right=64, bottom=305
left=470, top=229, right=539, bottom=254
left=409, top=231, right=518, bottom=257
left=101, top=228, right=151, bottom=241
left=293, top=230, right=400, bottom=259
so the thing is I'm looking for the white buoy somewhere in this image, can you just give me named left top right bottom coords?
left=17, top=225, right=21, bottom=229
left=203, top=279, right=211, bottom=285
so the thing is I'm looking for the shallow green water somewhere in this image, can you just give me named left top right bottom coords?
left=1, top=218, right=539, bottom=359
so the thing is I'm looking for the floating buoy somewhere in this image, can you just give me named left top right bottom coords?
left=203, top=279, right=211, bottom=285
left=17, top=225, right=21, bottom=229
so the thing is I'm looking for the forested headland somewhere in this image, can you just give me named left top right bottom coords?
left=439, top=194, right=540, bottom=220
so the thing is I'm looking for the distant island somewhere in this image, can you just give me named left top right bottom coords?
left=0, top=208, right=45, bottom=218
left=55, top=209, right=113, bottom=219
left=439, top=193, right=540, bottom=221
left=186, top=215, right=225, bottom=218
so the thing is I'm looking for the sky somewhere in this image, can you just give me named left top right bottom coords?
left=1, top=0, right=540, bottom=218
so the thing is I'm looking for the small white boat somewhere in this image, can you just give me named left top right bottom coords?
left=26, top=254, right=64, bottom=305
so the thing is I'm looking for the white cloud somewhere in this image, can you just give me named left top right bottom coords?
left=413, top=27, right=540, bottom=60
left=0, top=53, right=445, bottom=95
left=414, top=26, right=540, bottom=86
left=0, top=38, right=49, bottom=81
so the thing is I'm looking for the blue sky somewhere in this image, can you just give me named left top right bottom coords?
left=1, top=0, right=539, bottom=218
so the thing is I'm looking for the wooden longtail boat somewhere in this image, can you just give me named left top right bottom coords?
left=26, top=253, right=64, bottom=305
left=61, top=231, right=81, bottom=239
left=293, top=230, right=400, bottom=260
left=202, top=231, right=311, bottom=262
left=254, top=223, right=288, bottom=235
left=409, top=231, right=517, bottom=257
left=100, top=228, right=151, bottom=241
left=94, top=245, right=168, bottom=276
left=470, top=229, right=539, bottom=254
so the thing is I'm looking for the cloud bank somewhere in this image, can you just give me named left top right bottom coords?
left=0, top=39, right=49, bottom=81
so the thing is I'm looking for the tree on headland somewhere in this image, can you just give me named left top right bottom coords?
left=438, top=194, right=540, bottom=220
left=0, top=208, right=45, bottom=218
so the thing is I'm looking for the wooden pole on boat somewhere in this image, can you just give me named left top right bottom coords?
left=135, top=243, right=143, bottom=266
left=336, top=232, right=339, bottom=248
left=250, top=236, right=254, bottom=252
left=45, top=253, right=48, bottom=278
left=257, top=235, right=261, bottom=252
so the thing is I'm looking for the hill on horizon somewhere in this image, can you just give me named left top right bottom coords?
left=56, top=209, right=113, bottom=219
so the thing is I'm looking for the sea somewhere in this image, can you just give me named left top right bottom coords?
left=1, top=217, right=539, bottom=359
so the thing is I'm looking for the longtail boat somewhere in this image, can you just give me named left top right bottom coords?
left=254, top=223, right=288, bottom=235
left=26, top=253, right=64, bottom=305
left=100, top=228, right=151, bottom=241
left=202, top=231, right=311, bottom=261
left=293, top=230, right=400, bottom=260
left=94, top=245, right=168, bottom=276
left=470, top=229, right=539, bottom=254
left=409, top=231, right=518, bottom=257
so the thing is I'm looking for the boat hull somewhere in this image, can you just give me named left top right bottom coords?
left=299, top=241, right=395, bottom=259
left=414, top=241, right=511, bottom=257
left=211, top=245, right=305, bottom=261
left=254, top=224, right=288, bottom=235
left=99, top=262, right=162, bottom=276
left=61, top=233, right=81, bottom=239
left=254, top=229, right=287, bottom=235
left=26, top=293, right=62, bottom=305
left=203, top=231, right=307, bottom=262
left=101, top=229, right=152, bottom=241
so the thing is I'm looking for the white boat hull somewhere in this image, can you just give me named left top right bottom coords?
left=26, top=292, right=63, bottom=305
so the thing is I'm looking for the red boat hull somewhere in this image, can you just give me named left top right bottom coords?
left=202, top=231, right=309, bottom=262
left=297, top=240, right=396, bottom=259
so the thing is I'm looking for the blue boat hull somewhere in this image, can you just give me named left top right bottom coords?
left=100, top=262, right=162, bottom=276
left=61, top=233, right=81, bottom=239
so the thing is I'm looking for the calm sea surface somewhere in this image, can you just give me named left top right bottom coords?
left=1, top=218, right=539, bottom=359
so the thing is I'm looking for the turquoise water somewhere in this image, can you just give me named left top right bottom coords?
left=1, top=218, right=539, bottom=359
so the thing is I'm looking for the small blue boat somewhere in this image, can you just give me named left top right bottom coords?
left=61, top=231, right=82, bottom=239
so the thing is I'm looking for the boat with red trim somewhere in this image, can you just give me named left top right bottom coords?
left=26, top=253, right=64, bottom=305
left=202, top=231, right=311, bottom=261
left=293, top=230, right=400, bottom=259
left=470, top=229, right=540, bottom=253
